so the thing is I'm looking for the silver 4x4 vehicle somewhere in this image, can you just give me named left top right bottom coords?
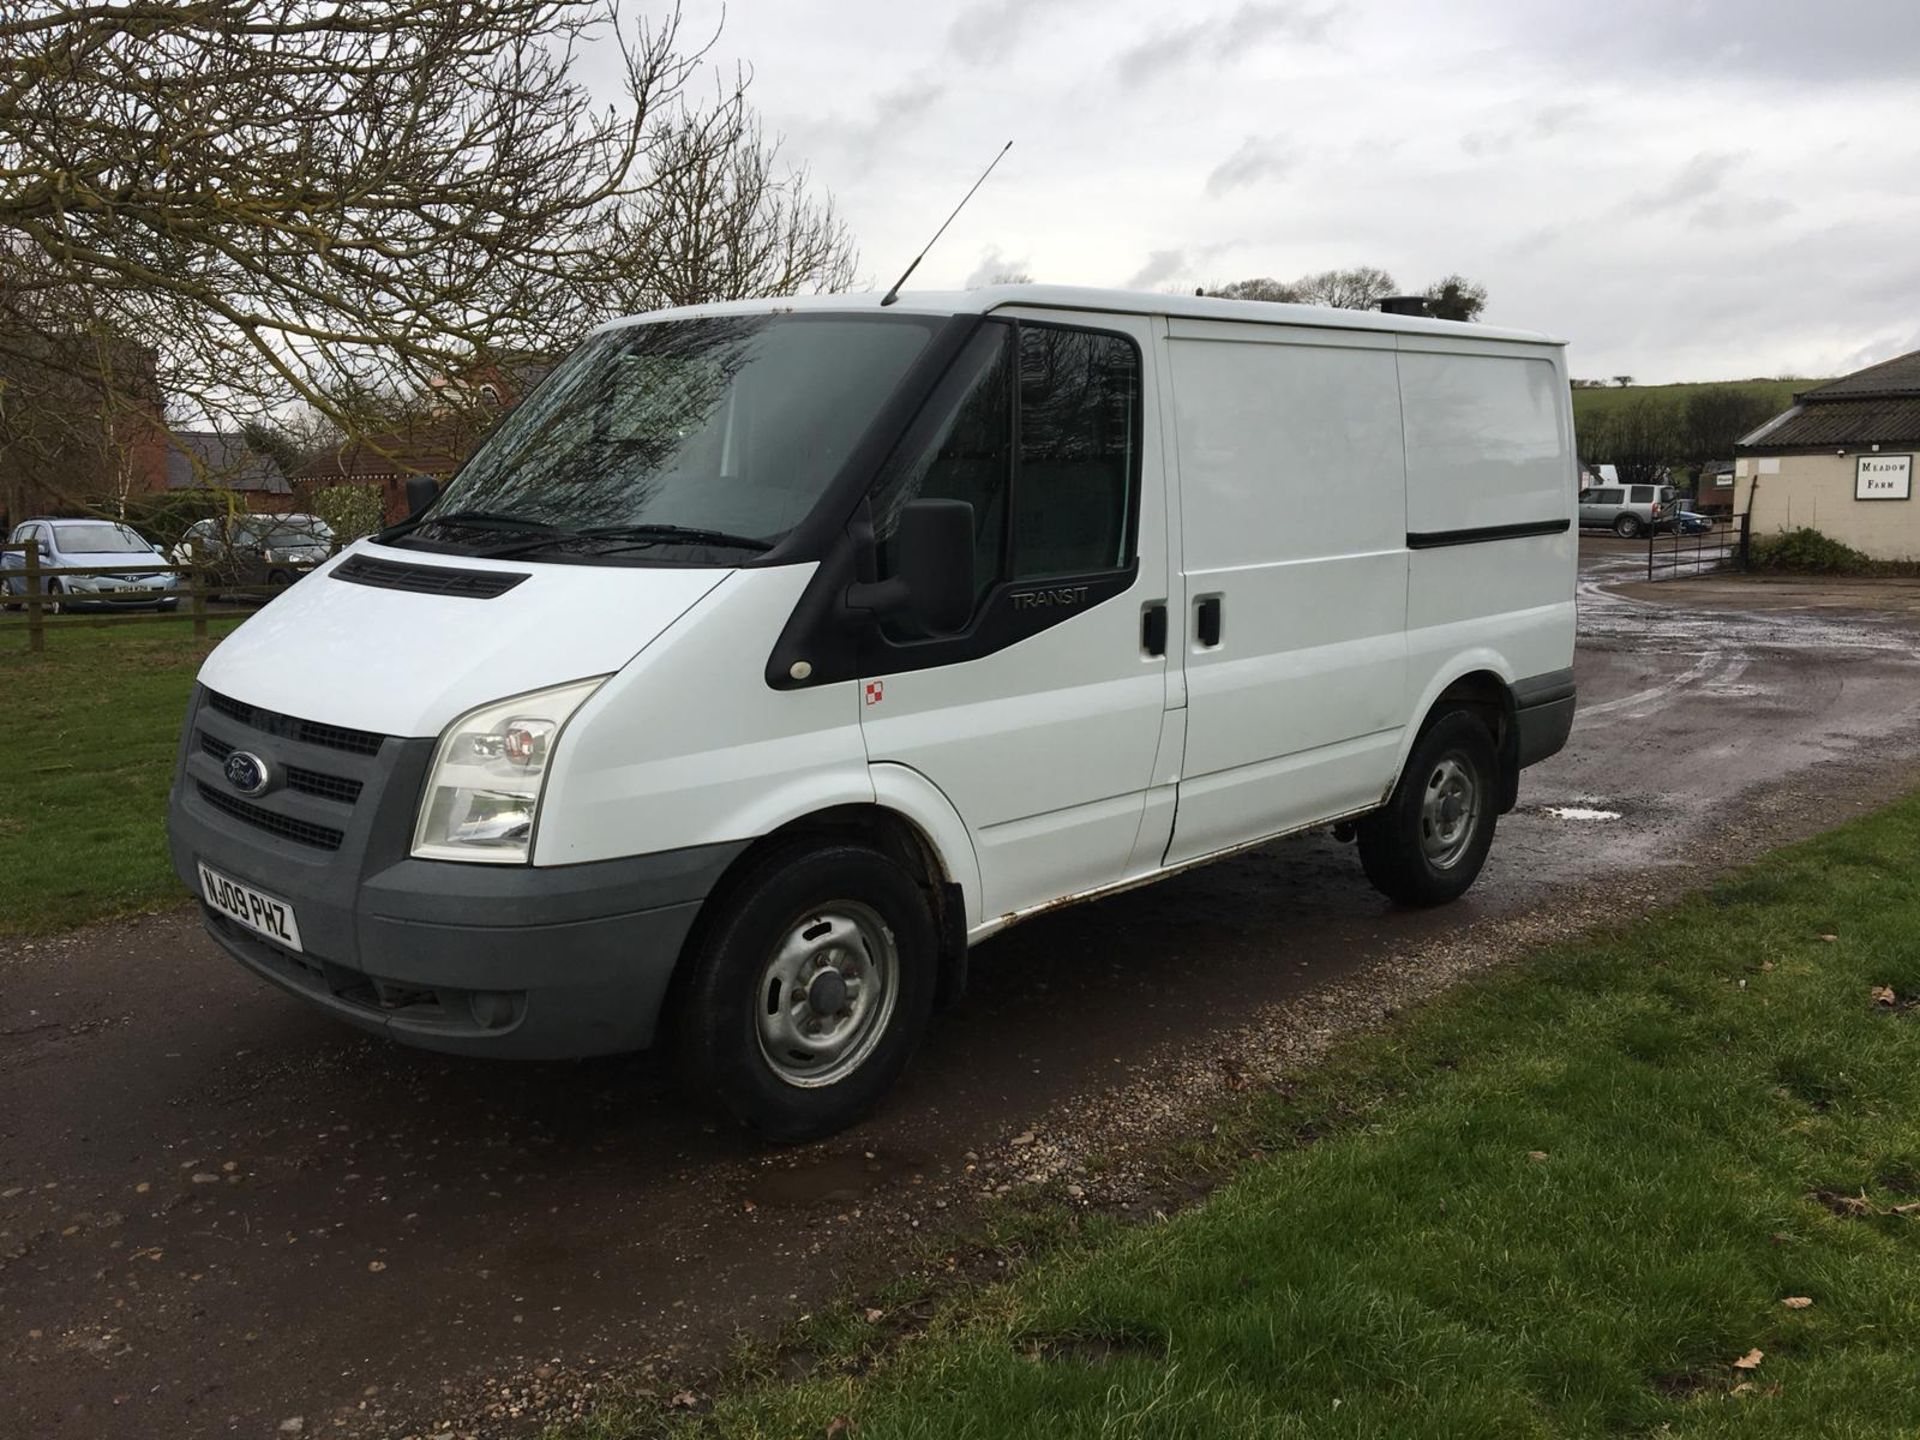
left=1578, top=483, right=1677, bottom=538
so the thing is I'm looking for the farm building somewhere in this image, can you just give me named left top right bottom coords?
left=1734, top=348, right=1920, bottom=559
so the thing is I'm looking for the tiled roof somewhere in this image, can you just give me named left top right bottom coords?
left=293, top=427, right=469, bottom=483
left=1738, top=347, right=1920, bottom=450
left=1797, top=348, right=1920, bottom=401
left=165, top=431, right=290, bottom=493
left=1739, top=398, right=1920, bottom=451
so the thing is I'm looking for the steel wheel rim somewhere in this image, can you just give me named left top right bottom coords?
left=755, top=900, right=899, bottom=1089
left=1420, top=754, right=1480, bottom=870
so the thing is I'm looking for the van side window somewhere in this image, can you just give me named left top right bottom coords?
left=874, top=324, right=1013, bottom=613
left=1597, top=488, right=1624, bottom=504
left=1014, top=326, right=1137, bottom=579
left=1629, top=485, right=1653, bottom=503
left=874, top=319, right=1141, bottom=637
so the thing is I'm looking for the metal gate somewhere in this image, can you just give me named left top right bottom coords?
left=1647, top=511, right=1749, bottom=580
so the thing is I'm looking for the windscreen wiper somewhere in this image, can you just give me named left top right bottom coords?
left=577, top=523, right=774, bottom=553
left=376, top=509, right=562, bottom=544
left=476, top=523, right=775, bottom=559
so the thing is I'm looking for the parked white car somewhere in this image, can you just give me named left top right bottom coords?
left=168, top=285, right=1578, bottom=1139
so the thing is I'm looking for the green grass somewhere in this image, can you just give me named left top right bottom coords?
left=1, top=616, right=242, bottom=934
left=1570, top=378, right=1814, bottom=429
left=569, top=796, right=1920, bottom=1438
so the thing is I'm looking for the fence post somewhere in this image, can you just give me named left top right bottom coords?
left=1738, top=511, right=1751, bottom=572
left=190, top=563, right=208, bottom=641
left=23, top=542, right=44, bottom=653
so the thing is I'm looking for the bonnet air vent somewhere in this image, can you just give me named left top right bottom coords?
left=331, top=553, right=530, bottom=599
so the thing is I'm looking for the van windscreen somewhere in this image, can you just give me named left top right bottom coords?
left=401, top=314, right=939, bottom=561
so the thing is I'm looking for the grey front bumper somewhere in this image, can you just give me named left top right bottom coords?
left=168, top=687, right=743, bottom=1059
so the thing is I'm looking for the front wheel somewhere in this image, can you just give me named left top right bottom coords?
left=1613, top=514, right=1643, bottom=539
left=1358, top=710, right=1499, bottom=906
left=672, top=842, right=938, bottom=1142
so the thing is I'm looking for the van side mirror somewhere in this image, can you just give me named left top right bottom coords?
left=405, top=474, right=440, bottom=519
left=846, top=498, right=976, bottom=636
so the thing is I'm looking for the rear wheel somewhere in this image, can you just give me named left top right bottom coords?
left=1613, top=513, right=1643, bottom=539
left=673, top=842, right=937, bottom=1142
left=44, top=580, right=65, bottom=616
left=1358, top=710, right=1499, bottom=906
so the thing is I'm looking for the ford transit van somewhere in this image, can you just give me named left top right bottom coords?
left=167, top=285, right=1577, bottom=1139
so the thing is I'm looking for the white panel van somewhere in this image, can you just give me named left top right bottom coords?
left=167, top=286, right=1577, bottom=1140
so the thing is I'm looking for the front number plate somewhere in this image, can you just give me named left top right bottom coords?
left=198, top=862, right=304, bottom=953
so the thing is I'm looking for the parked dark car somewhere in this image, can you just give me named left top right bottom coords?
left=175, top=513, right=334, bottom=595
left=2, top=517, right=181, bottom=611
left=1673, top=509, right=1715, bottom=535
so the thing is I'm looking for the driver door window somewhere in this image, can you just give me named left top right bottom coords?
left=874, top=319, right=1141, bottom=640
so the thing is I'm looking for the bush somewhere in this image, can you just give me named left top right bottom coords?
left=1748, top=526, right=1871, bottom=574
left=307, top=483, right=384, bottom=542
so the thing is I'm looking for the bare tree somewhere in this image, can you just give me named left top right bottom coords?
left=599, top=106, right=858, bottom=314
left=0, top=1, right=756, bottom=511
left=1293, top=266, right=1398, bottom=310
left=1208, top=277, right=1304, bottom=302
left=1680, top=385, right=1777, bottom=468
left=1579, top=396, right=1678, bottom=487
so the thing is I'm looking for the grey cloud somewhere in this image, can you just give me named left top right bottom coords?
left=1126, top=249, right=1188, bottom=289
left=946, top=0, right=1070, bottom=65
left=1205, top=136, right=1297, bottom=196
left=1460, top=101, right=1588, bottom=158
left=1517, top=0, right=1920, bottom=85
left=1631, top=151, right=1744, bottom=212
left=964, top=247, right=1033, bottom=287
left=794, top=74, right=947, bottom=163
left=1115, top=2, right=1337, bottom=86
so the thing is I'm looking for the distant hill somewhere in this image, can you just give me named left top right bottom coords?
left=1570, top=378, right=1818, bottom=429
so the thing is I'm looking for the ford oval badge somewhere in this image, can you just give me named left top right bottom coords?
left=224, top=750, right=271, bottom=797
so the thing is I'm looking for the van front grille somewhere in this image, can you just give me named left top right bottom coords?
left=199, top=732, right=365, bottom=805
left=195, top=782, right=345, bottom=851
left=202, top=688, right=386, bottom=757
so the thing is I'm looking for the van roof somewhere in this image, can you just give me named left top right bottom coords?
left=599, top=284, right=1562, bottom=348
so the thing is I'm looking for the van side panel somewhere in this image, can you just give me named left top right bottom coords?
left=1164, top=323, right=1409, bottom=865
left=1396, top=341, right=1577, bottom=730
left=535, top=565, right=877, bottom=866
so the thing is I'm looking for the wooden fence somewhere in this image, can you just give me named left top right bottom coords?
left=1, top=541, right=297, bottom=652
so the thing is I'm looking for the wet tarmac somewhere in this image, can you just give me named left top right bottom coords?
left=7, top=538, right=1920, bottom=1438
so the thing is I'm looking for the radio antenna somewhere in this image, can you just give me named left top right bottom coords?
left=879, top=140, right=1013, bottom=307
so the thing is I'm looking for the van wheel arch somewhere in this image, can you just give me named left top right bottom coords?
left=1420, top=671, right=1519, bottom=813
left=665, top=805, right=969, bottom=1031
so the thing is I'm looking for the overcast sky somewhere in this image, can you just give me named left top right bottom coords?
left=653, top=0, right=1919, bottom=384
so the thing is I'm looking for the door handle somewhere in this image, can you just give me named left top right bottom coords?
left=1141, top=602, right=1167, bottom=657
left=1195, top=595, right=1222, bottom=648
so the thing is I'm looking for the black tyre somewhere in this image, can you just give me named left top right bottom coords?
left=1613, top=513, right=1642, bottom=539
left=45, top=580, right=64, bottom=616
left=1357, top=710, right=1499, bottom=906
left=267, top=568, right=292, bottom=589
left=673, top=842, right=937, bottom=1142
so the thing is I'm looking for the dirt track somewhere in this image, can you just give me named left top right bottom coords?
left=8, top=539, right=1920, bottom=1439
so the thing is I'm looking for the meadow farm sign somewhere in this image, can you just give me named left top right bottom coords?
left=1856, top=453, right=1913, bottom=501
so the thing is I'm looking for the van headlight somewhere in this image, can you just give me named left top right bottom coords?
left=411, top=677, right=608, bottom=863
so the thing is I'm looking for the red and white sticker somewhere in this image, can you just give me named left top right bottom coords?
left=864, top=680, right=885, bottom=707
